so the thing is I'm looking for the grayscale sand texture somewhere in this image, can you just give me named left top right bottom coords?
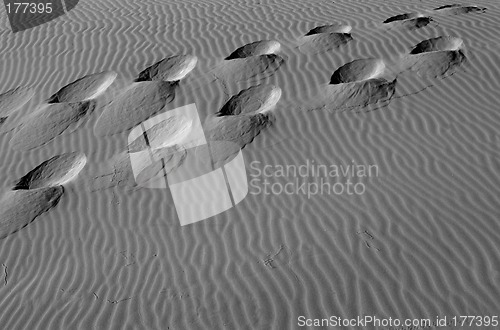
left=0, top=0, right=499, bottom=329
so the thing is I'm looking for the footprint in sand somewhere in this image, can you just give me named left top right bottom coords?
left=94, top=81, right=177, bottom=136
left=212, top=40, right=284, bottom=85
left=0, top=86, right=36, bottom=120
left=1, top=151, right=88, bottom=239
left=136, top=55, right=198, bottom=82
left=311, top=58, right=397, bottom=112
left=298, top=23, right=353, bottom=54
left=47, top=71, right=117, bottom=103
left=398, top=36, right=467, bottom=78
left=382, top=12, right=433, bottom=31
left=12, top=151, right=87, bottom=190
left=433, top=4, right=486, bottom=16
left=0, top=187, right=64, bottom=240
left=10, top=101, right=96, bottom=151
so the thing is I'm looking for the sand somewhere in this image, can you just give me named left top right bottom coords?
left=13, top=151, right=87, bottom=190
left=0, top=0, right=500, bottom=328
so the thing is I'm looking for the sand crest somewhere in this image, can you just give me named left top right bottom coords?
left=225, top=40, right=281, bottom=60
left=47, top=71, right=117, bottom=103
left=94, top=81, right=177, bottom=136
left=0, top=186, right=64, bottom=240
left=13, top=152, right=87, bottom=190
left=218, top=84, right=282, bottom=116
left=0, top=86, right=36, bottom=118
left=10, top=101, right=96, bottom=151
left=136, top=55, right=198, bottom=82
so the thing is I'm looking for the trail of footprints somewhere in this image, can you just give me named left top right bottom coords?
left=0, top=3, right=487, bottom=239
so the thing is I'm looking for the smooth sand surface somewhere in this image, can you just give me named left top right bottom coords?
left=0, top=0, right=500, bottom=329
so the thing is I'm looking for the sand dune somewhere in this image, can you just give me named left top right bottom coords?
left=13, top=152, right=87, bottom=190
left=47, top=71, right=117, bottom=103
left=136, top=55, right=198, bottom=82
left=10, top=101, right=96, bottom=151
left=0, top=86, right=36, bottom=118
left=225, top=40, right=281, bottom=60
left=218, top=84, right=282, bottom=116
left=94, top=81, right=176, bottom=136
left=0, top=187, right=63, bottom=240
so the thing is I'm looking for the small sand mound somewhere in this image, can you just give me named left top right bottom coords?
left=410, top=36, right=464, bottom=54
left=383, top=13, right=421, bottom=23
left=47, top=71, right=117, bottom=103
left=218, top=84, right=282, bottom=116
left=127, top=114, right=193, bottom=153
left=330, top=59, right=386, bottom=84
left=433, top=4, right=486, bottom=15
left=13, top=152, right=87, bottom=190
left=305, top=24, right=352, bottom=36
left=299, top=32, right=353, bottom=54
left=10, top=101, right=96, bottom=151
left=94, top=81, right=176, bottom=136
left=136, top=55, right=198, bottom=82
left=225, top=40, right=281, bottom=60
left=213, top=54, right=284, bottom=84
left=0, top=186, right=64, bottom=240
left=0, top=86, right=36, bottom=118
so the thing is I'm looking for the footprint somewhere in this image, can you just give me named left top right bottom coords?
left=94, top=81, right=176, bottom=136
left=225, top=40, right=281, bottom=60
left=10, top=101, right=96, bottom=151
left=299, top=24, right=353, bottom=54
left=0, top=186, right=64, bottom=240
left=310, top=58, right=397, bottom=112
left=136, top=55, right=198, bottom=82
left=47, top=71, right=117, bottom=103
left=12, top=152, right=87, bottom=190
left=433, top=4, right=486, bottom=16
left=398, top=36, right=467, bottom=78
left=382, top=13, right=433, bottom=30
